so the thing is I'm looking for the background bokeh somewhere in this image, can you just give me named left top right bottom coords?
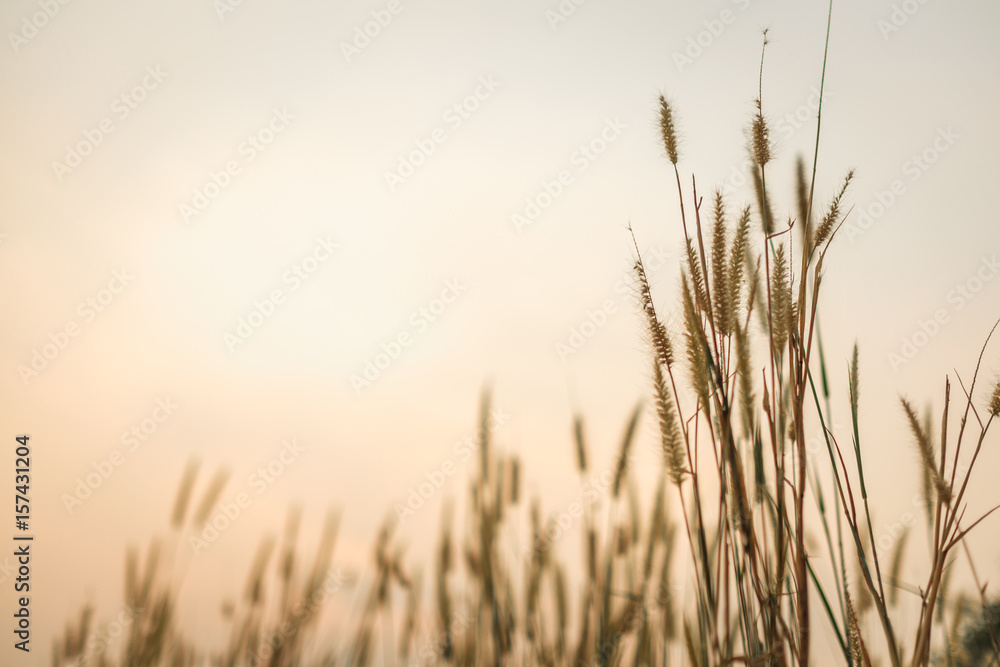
left=1, top=0, right=999, bottom=663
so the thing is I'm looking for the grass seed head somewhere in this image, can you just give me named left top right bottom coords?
left=988, top=376, right=1000, bottom=417
left=901, top=397, right=952, bottom=504
left=751, top=99, right=772, bottom=168
left=653, top=358, right=687, bottom=487
left=795, top=155, right=814, bottom=253
left=635, top=257, right=675, bottom=368
left=770, top=243, right=791, bottom=353
left=613, top=404, right=643, bottom=498
left=710, top=191, right=732, bottom=335
left=658, top=95, right=680, bottom=164
left=752, top=166, right=775, bottom=235
left=814, top=169, right=855, bottom=248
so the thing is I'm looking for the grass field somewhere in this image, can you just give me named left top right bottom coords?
left=52, top=11, right=1000, bottom=667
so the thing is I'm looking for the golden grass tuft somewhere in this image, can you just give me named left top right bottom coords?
left=847, top=588, right=874, bottom=667
left=814, top=169, right=855, bottom=248
left=658, top=94, right=680, bottom=164
left=900, top=397, right=952, bottom=504
left=769, top=242, right=791, bottom=353
left=652, top=356, right=687, bottom=486
left=989, top=378, right=1000, bottom=417
left=612, top=403, right=643, bottom=498
left=751, top=166, right=775, bottom=235
left=726, top=206, right=752, bottom=333
left=795, top=155, right=814, bottom=255
left=710, top=191, right=731, bottom=335
left=633, top=246, right=675, bottom=369
left=750, top=98, right=772, bottom=169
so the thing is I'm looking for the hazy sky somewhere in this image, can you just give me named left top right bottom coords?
left=2, top=0, right=999, bottom=662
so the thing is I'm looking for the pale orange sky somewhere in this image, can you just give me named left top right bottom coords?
left=1, top=0, right=1000, bottom=663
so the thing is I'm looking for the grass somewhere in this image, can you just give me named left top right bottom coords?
left=55, top=10, right=1000, bottom=667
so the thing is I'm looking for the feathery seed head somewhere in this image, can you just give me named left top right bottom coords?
left=710, top=191, right=732, bottom=335
left=752, top=166, right=774, bottom=235
left=635, top=257, right=675, bottom=368
left=658, top=95, right=680, bottom=165
left=613, top=403, right=643, bottom=498
left=681, top=273, right=711, bottom=409
left=814, top=169, right=855, bottom=248
left=751, top=99, right=771, bottom=167
left=989, top=377, right=1000, bottom=418
left=795, top=155, right=814, bottom=254
left=900, top=397, right=952, bottom=504
left=846, top=589, right=868, bottom=665
left=769, top=244, right=791, bottom=353
left=727, top=207, right=751, bottom=328
left=653, top=358, right=687, bottom=486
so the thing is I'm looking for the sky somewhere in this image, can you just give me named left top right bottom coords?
left=1, top=0, right=999, bottom=663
